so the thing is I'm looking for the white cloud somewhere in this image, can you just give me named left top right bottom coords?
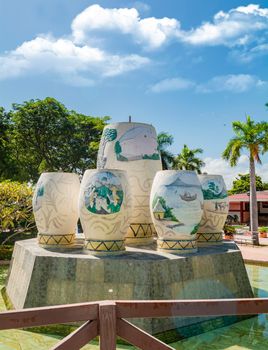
left=237, top=155, right=249, bottom=165
left=258, top=163, right=268, bottom=184
left=71, top=4, right=268, bottom=51
left=201, top=155, right=239, bottom=189
left=71, top=4, right=181, bottom=50
left=150, top=77, right=195, bottom=93
left=1, top=3, right=268, bottom=83
left=182, top=4, right=268, bottom=46
left=132, top=2, right=151, bottom=14
left=232, top=43, right=268, bottom=62
left=150, top=74, right=265, bottom=94
left=234, top=4, right=268, bottom=16
left=71, top=5, right=139, bottom=43
left=0, top=35, right=150, bottom=85
left=202, top=156, right=248, bottom=189
left=203, top=155, right=268, bottom=189
left=0, top=54, right=30, bottom=80
left=197, top=74, right=266, bottom=93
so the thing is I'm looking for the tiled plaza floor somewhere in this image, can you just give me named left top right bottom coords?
left=235, top=236, right=268, bottom=265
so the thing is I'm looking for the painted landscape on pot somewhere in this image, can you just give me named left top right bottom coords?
left=198, top=177, right=229, bottom=232
left=115, top=125, right=160, bottom=161
left=152, top=172, right=203, bottom=235
left=84, top=171, right=123, bottom=215
left=201, top=178, right=227, bottom=200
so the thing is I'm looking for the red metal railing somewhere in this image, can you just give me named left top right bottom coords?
left=1, top=298, right=268, bottom=350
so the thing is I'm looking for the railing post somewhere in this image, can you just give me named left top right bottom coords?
left=99, top=301, right=116, bottom=350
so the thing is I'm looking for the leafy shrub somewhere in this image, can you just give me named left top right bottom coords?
left=223, top=224, right=236, bottom=236
left=259, top=226, right=268, bottom=233
left=0, top=180, right=37, bottom=245
left=0, top=245, right=13, bottom=260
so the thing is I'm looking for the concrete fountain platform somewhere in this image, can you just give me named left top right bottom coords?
left=5, top=238, right=253, bottom=342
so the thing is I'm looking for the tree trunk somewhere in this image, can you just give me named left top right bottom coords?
left=249, top=156, right=259, bottom=245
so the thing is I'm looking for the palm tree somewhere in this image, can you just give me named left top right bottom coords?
left=157, top=132, right=174, bottom=169
left=173, top=144, right=204, bottom=173
left=222, top=116, right=268, bottom=246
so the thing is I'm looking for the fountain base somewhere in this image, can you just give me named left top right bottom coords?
left=5, top=238, right=253, bottom=342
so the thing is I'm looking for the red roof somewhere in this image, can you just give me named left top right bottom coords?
left=228, top=191, right=268, bottom=202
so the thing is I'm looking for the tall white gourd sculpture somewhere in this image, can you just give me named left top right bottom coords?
left=97, top=122, right=162, bottom=245
left=33, top=172, right=80, bottom=246
left=197, top=174, right=229, bottom=245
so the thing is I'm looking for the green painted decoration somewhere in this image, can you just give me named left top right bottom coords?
left=152, top=195, right=180, bottom=223
left=37, top=186, right=44, bottom=197
left=97, top=128, right=117, bottom=168
left=191, top=224, right=200, bottom=235
left=114, top=125, right=160, bottom=162
left=85, top=171, right=123, bottom=215
left=33, top=184, right=45, bottom=212
left=202, top=180, right=228, bottom=200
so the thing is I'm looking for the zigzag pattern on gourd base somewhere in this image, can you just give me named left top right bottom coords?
left=85, top=239, right=125, bottom=252
left=197, top=232, right=223, bottom=243
left=126, top=223, right=156, bottom=239
left=38, top=233, right=75, bottom=245
left=157, top=239, right=197, bottom=251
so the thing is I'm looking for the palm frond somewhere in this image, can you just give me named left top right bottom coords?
left=222, top=137, right=242, bottom=164
left=223, top=116, right=268, bottom=168
left=250, top=144, right=262, bottom=164
left=157, top=132, right=174, bottom=169
left=192, top=148, right=203, bottom=154
left=157, top=132, right=174, bottom=150
left=174, top=144, right=204, bottom=172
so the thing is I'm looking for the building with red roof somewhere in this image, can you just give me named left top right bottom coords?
left=228, top=191, right=268, bottom=225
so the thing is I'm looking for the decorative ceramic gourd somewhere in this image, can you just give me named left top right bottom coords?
left=150, top=170, right=203, bottom=254
left=197, top=174, right=229, bottom=245
left=33, top=172, right=80, bottom=246
left=79, top=169, right=130, bottom=253
left=97, top=122, right=162, bottom=246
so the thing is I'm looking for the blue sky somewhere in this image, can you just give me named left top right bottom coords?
left=1, top=1, right=268, bottom=186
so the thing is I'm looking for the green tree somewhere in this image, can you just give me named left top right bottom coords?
left=0, top=181, right=37, bottom=245
left=222, top=116, right=268, bottom=245
left=6, top=98, right=109, bottom=182
left=0, top=108, right=8, bottom=178
left=173, top=144, right=204, bottom=173
left=229, top=173, right=266, bottom=194
left=157, top=132, right=174, bottom=170
left=0, top=108, right=15, bottom=180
